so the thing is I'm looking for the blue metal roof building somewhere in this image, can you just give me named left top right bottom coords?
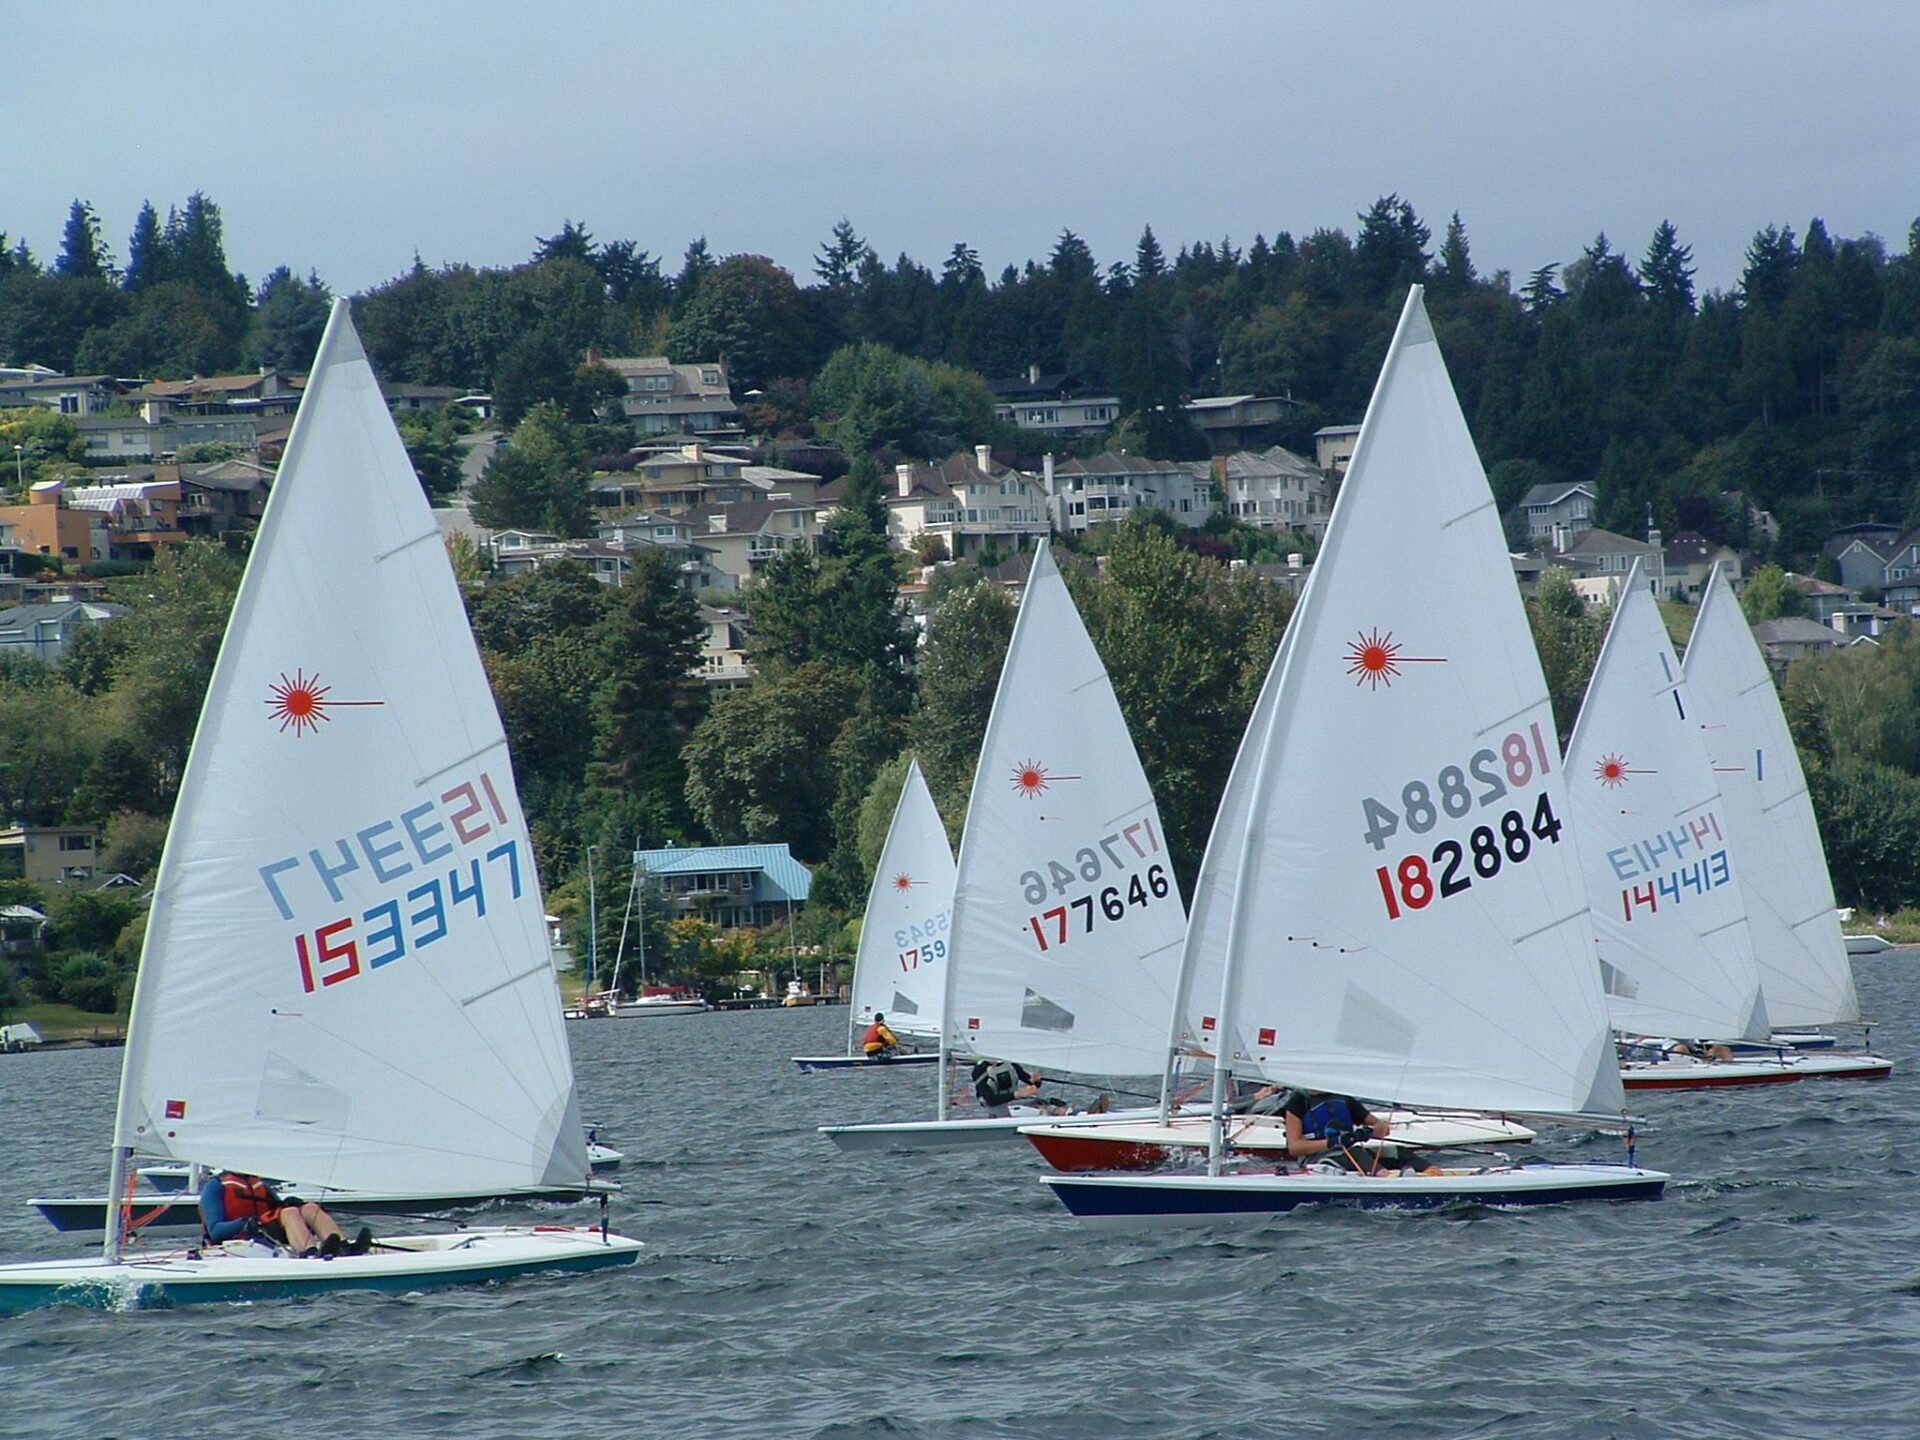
left=632, top=843, right=812, bottom=929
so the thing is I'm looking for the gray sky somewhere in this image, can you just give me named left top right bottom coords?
left=10, top=1, right=1917, bottom=299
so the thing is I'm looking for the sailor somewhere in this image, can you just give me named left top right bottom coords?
left=861, top=1013, right=902, bottom=1059
left=971, top=1057, right=1045, bottom=1114
left=199, top=1170, right=372, bottom=1258
left=1281, top=1091, right=1430, bottom=1174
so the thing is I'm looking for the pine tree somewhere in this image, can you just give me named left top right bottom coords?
left=124, top=201, right=165, bottom=290
left=815, top=219, right=873, bottom=289
left=55, top=200, right=111, bottom=281
left=1435, top=212, right=1477, bottom=292
left=1135, top=225, right=1166, bottom=281
left=1638, top=220, right=1696, bottom=314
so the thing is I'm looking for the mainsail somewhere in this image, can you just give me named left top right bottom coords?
left=1684, top=567, right=1859, bottom=1027
left=111, top=300, right=587, bottom=1198
left=1564, top=561, right=1769, bottom=1042
left=1194, top=288, right=1623, bottom=1117
left=940, top=540, right=1187, bottom=1078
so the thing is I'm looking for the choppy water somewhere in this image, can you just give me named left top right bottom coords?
left=4, top=961, right=1920, bottom=1439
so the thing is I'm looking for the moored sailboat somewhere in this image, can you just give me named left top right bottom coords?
left=0, top=301, right=640, bottom=1310
left=1045, top=289, right=1666, bottom=1225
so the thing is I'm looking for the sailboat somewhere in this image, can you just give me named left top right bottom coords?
left=821, top=540, right=1190, bottom=1149
left=1646, top=566, right=1892, bottom=1086
left=0, top=301, right=641, bottom=1309
left=1045, top=289, right=1667, bottom=1224
left=793, top=758, right=949, bottom=1071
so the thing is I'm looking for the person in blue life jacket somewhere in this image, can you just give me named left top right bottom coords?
left=1281, top=1090, right=1438, bottom=1175
left=199, top=1170, right=373, bottom=1258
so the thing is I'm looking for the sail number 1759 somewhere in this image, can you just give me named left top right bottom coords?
left=1375, top=794, right=1563, bottom=919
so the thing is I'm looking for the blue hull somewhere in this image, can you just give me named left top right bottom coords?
left=1045, top=1166, right=1667, bottom=1223
left=791, top=1053, right=940, bottom=1072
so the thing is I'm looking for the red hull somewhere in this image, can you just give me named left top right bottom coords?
left=1023, top=1131, right=1172, bottom=1172
left=1623, top=1060, right=1893, bottom=1091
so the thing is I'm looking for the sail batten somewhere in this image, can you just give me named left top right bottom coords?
left=108, top=299, right=588, bottom=1196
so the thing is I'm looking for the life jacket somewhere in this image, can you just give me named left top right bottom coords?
left=1300, top=1096, right=1357, bottom=1140
left=861, top=1022, right=894, bottom=1051
left=972, top=1060, right=1022, bottom=1107
left=219, top=1172, right=280, bottom=1223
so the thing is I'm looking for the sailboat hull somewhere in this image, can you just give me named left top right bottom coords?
left=822, top=1106, right=1160, bottom=1152
left=31, top=1179, right=622, bottom=1235
left=1620, top=1052, right=1892, bottom=1089
left=1042, top=1164, right=1668, bottom=1226
left=0, top=1226, right=642, bottom=1314
left=1017, top=1111, right=1537, bottom=1172
left=791, top=1052, right=941, bottom=1072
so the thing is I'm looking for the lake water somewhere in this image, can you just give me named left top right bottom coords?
left=4, top=963, right=1920, bottom=1440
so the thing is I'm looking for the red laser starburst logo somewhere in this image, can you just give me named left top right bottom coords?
left=1010, top=759, right=1080, bottom=797
left=265, top=669, right=384, bottom=737
left=1343, top=628, right=1446, bottom=690
left=891, top=872, right=918, bottom=892
left=1594, top=754, right=1654, bottom=788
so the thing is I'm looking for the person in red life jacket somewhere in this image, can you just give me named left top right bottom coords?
left=861, top=1013, right=902, bottom=1059
left=198, top=1170, right=372, bottom=1257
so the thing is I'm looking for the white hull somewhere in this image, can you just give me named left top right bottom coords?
left=0, top=1225, right=641, bottom=1313
left=33, top=1178, right=621, bottom=1235
left=822, top=1105, right=1159, bottom=1152
left=1845, top=934, right=1894, bottom=956
left=1017, top=1109, right=1535, bottom=1171
left=1043, top=1164, right=1668, bottom=1227
left=608, top=998, right=707, bottom=1018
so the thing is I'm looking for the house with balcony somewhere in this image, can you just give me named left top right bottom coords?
left=1550, top=526, right=1667, bottom=597
left=591, top=443, right=821, bottom=514
left=1789, top=573, right=1861, bottom=623
left=699, top=605, right=752, bottom=688
left=135, top=369, right=304, bottom=454
left=595, top=355, right=741, bottom=437
left=631, top=842, right=812, bottom=931
left=1184, top=394, right=1297, bottom=453
left=879, top=447, right=1048, bottom=561
left=1045, top=451, right=1216, bottom=533
left=0, top=598, right=127, bottom=663
left=688, top=498, right=821, bottom=590
left=1520, top=482, right=1599, bottom=543
left=597, top=513, right=723, bottom=591
left=0, top=825, right=101, bottom=884
left=63, top=479, right=188, bottom=560
left=990, top=367, right=1120, bottom=435
left=1218, top=446, right=1330, bottom=536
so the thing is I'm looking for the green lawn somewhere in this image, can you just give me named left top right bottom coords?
left=4, top=1001, right=127, bottom=1042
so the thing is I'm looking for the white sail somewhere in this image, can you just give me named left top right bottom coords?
left=1198, top=288, right=1623, bottom=1117
left=847, top=759, right=955, bottom=1043
left=111, top=300, right=588, bottom=1195
left=1683, top=567, right=1859, bottom=1026
left=941, top=540, right=1187, bottom=1076
left=1563, top=561, right=1769, bottom=1042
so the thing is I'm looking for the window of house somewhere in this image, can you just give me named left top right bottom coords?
left=701, top=370, right=720, bottom=385
left=59, top=834, right=93, bottom=851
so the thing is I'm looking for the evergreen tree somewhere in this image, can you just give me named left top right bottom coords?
left=1434, top=212, right=1477, bottom=293
left=1135, top=225, right=1167, bottom=281
left=940, top=242, right=983, bottom=291
left=124, top=201, right=165, bottom=290
left=815, top=218, right=873, bottom=289
left=1352, top=194, right=1431, bottom=304
left=55, top=200, right=111, bottom=281
left=1638, top=220, right=1696, bottom=314
left=534, top=220, right=595, bottom=264
left=1741, top=224, right=1800, bottom=315
left=1521, top=263, right=1563, bottom=314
